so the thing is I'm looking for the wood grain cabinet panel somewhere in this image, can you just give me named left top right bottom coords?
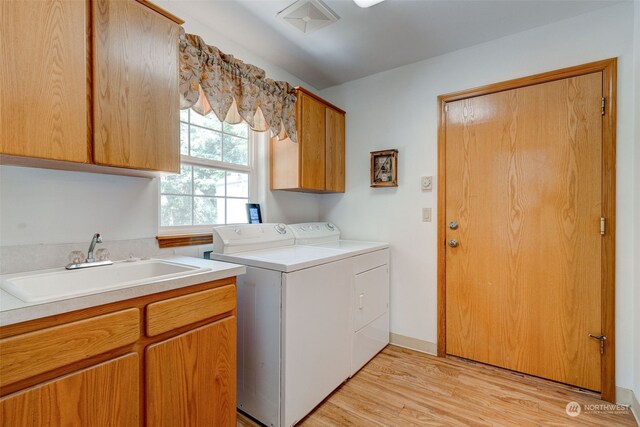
left=0, top=0, right=89, bottom=163
left=270, top=136, right=300, bottom=189
left=1, top=0, right=182, bottom=174
left=0, top=308, right=139, bottom=388
left=93, top=0, right=180, bottom=173
left=0, top=353, right=139, bottom=427
left=0, top=280, right=237, bottom=426
left=325, top=107, right=345, bottom=193
left=299, top=92, right=327, bottom=191
left=271, top=88, right=346, bottom=193
left=146, top=284, right=236, bottom=336
left=146, top=317, right=237, bottom=427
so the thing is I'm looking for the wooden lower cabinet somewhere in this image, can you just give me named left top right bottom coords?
left=146, top=317, right=237, bottom=427
left=0, top=353, right=139, bottom=426
left=0, top=279, right=237, bottom=427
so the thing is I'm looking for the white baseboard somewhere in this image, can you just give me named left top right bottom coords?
left=617, top=387, right=640, bottom=426
left=389, top=333, right=437, bottom=355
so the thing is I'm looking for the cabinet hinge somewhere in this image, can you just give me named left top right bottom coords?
left=600, top=217, right=606, bottom=235
left=601, top=97, right=605, bottom=116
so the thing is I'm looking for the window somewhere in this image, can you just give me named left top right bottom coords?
left=160, top=109, right=252, bottom=233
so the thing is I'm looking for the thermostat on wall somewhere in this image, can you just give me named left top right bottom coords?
left=421, top=176, right=433, bottom=191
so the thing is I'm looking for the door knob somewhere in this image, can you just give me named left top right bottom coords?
left=448, top=239, right=459, bottom=248
left=449, top=221, right=458, bottom=230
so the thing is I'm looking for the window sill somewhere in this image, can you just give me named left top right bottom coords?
left=156, top=233, right=213, bottom=249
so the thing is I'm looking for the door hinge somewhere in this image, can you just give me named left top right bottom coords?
left=601, top=97, right=605, bottom=116
left=589, top=334, right=607, bottom=355
left=600, top=217, right=606, bottom=235
left=444, top=104, right=449, bottom=113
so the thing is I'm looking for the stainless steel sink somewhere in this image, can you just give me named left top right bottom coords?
left=1, top=259, right=211, bottom=303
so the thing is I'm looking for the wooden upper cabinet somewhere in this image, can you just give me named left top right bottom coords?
left=299, top=92, right=327, bottom=191
left=0, top=0, right=181, bottom=174
left=0, top=0, right=89, bottom=163
left=325, top=107, right=346, bottom=193
left=93, top=0, right=180, bottom=173
left=270, top=88, right=346, bottom=193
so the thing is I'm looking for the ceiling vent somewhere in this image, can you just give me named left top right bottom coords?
left=277, top=0, right=339, bottom=34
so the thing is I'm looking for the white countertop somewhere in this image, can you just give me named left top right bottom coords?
left=0, top=256, right=246, bottom=326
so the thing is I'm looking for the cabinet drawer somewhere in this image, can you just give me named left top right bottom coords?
left=0, top=308, right=140, bottom=387
left=146, top=285, right=236, bottom=336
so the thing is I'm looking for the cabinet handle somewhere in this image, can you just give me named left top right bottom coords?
left=358, top=293, right=364, bottom=310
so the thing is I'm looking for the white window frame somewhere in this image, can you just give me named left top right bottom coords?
left=158, top=114, right=258, bottom=236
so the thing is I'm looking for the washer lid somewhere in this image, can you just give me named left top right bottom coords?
left=305, top=240, right=389, bottom=255
left=213, top=223, right=294, bottom=254
left=211, top=245, right=348, bottom=272
left=289, top=222, right=341, bottom=245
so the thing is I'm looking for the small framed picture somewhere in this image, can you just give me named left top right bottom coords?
left=370, top=149, right=398, bottom=187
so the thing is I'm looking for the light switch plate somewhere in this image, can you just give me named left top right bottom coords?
left=421, top=176, right=433, bottom=191
left=422, top=208, right=432, bottom=222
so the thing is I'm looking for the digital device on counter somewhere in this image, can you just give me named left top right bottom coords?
left=246, top=203, right=262, bottom=224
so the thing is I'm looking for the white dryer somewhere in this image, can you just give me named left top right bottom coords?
left=289, top=222, right=390, bottom=376
left=211, top=223, right=352, bottom=427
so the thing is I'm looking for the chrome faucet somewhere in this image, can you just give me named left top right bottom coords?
left=66, top=233, right=113, bottom=270
left=86, top=233, right=102, bottom=263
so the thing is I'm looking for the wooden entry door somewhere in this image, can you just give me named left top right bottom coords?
left=442, top=69, right=612, bottom=393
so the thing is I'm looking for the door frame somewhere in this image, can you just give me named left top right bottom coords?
left=436, top=58, right=617, bottom=402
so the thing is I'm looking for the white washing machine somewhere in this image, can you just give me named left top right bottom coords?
left=211, top=223, right=352, bottom=427
left=289, top=222, right=390, bottom=376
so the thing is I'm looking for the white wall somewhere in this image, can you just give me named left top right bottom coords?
left=0, top=5, right=321, bottom=249
left=0, top=167, right=158, bottom=246
left=319, top=3, right=637, bottom=391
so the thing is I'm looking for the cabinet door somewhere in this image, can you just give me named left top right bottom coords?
left=270, top=136, right=300, bottom=190
left=146, top=317, right=236, bottom=427
left=299, top=92, right=326, bottom=190
left=0, top=353, right=139, bottom=426
left=325, top=107, right=345, bottom=193
left=93, top=0, right=180, bottom=172
left=0, top=0, right=89, bottom=162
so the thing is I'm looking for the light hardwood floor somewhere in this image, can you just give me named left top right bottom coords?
left=238, top=345, right=637, bottom=427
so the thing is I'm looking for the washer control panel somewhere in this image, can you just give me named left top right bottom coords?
left=289, top=222, right=341, bottom=244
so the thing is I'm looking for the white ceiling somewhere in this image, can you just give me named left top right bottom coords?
left=167, top=0, right=621, bottom=90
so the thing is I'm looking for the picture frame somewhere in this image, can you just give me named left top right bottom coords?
left=370, top=149, right=398, bottom=187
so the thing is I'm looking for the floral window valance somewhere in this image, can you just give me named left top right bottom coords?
left=179, top=28, right=298, bottom=143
